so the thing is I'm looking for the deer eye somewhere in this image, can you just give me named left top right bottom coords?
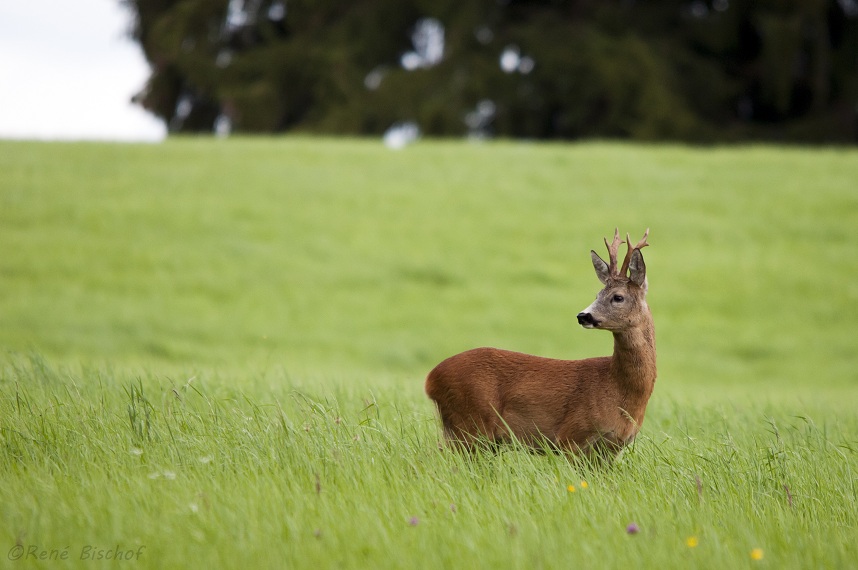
left=612, top=294, right=625, bottom=303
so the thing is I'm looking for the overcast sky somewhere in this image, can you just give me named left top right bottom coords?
left=0, top=1, right=166, bottom=141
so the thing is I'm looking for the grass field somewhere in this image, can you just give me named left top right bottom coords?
left=1, top=138, right=857, bottom=568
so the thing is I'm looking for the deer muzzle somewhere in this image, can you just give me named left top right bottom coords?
left=577, top=312, right=599, bottom=328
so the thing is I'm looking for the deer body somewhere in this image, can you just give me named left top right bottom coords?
left=425, top=229, right=656, bottom=457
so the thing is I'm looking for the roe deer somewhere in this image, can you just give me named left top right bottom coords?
left=425, top=229, right=655, bottom=458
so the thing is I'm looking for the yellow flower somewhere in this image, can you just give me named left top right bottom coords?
left=567, top=485, right=576, bottom=493
left=686, top=536, right=699, bottom=548
left=580, top=480, right=589, bottom=489
left=751, top=548, right=764, bottom=561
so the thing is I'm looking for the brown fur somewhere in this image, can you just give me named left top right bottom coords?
left=424, top=229, right=656, bottom=457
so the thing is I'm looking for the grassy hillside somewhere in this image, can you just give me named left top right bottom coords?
left=2, top=139, right=857, bottom=386
left=1, top=138, right=856, bottom=568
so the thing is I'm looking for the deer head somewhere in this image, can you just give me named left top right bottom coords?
left=577, top=228, right=649, bottom=331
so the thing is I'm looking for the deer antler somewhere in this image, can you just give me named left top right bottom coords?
left=620, top=228, right=650, bottom=276
left=603, top=228, right=624, bottom=277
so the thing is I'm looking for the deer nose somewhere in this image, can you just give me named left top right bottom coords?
left=577, top=312, right=596, bottom=326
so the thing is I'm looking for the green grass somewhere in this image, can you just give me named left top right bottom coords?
left=1, top=138, right=857, bottom=568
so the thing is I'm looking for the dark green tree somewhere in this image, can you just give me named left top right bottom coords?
left=123, top=0, right=858, bottom=142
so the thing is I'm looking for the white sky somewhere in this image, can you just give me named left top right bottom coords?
left=0, top=1, right=166, bottom=142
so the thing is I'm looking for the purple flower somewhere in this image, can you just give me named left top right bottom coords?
left=626, top=523, right=640, bottom=535
left=408, top=516, right=419, bottom=526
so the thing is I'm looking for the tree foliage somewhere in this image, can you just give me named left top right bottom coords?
left=124, top=0, right=858, bottom=142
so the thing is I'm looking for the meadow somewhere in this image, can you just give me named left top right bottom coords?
left=0, top=138, right=856, bottom=568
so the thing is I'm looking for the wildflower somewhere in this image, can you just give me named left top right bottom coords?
left=198, top=455, right=213, bottom=464
left=751, top=548, right=764, bottom=561
left=450, top=503, right=457, bottom=513
left=408, top=516, right=419, bottom=526
left=129, top=448, right=143, bottom=456
left=567, top=485, right=576, bottom=493
left=580, top=480, right=589, bottom=489
left=626, top=523, right=640, bottom=535
left=686, top=536, right=699, bottom=548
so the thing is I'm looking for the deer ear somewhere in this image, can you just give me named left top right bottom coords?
left=590, top=250, right=610, bottom=285
left=628, top=249, right=646, bottom=287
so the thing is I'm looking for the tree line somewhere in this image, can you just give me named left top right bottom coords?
left=124, top=0, right=858, bottom=142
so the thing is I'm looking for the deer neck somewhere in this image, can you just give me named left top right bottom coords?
left=610, top=314, right=657, bottom=397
